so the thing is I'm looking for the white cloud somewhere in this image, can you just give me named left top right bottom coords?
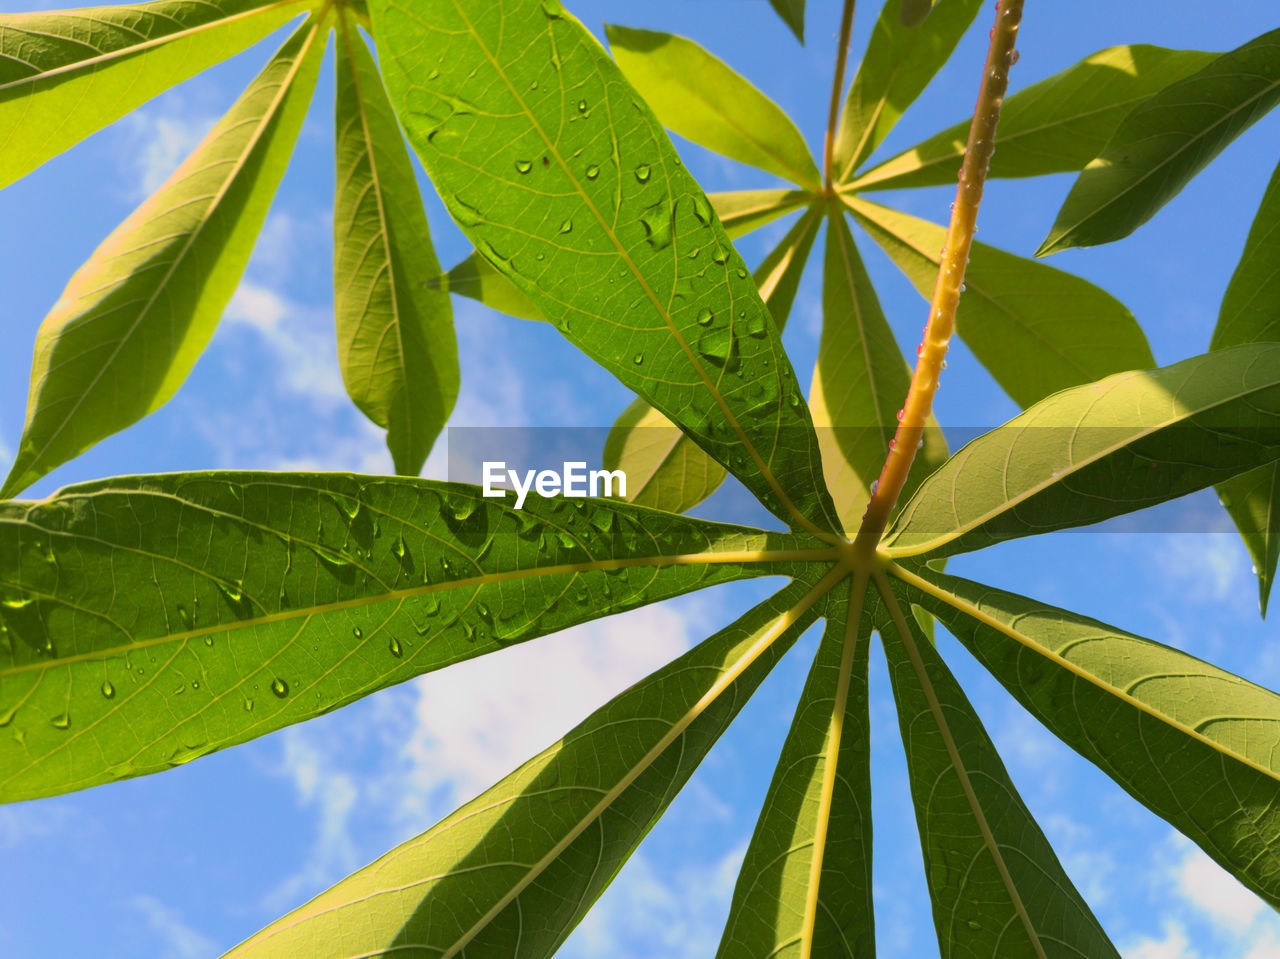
left=132, top=895, right=216, bottom=959
left=1174, top=839, right=1266, bottom=929
left=124, top=109, right=219, bottom=197
left=1127, top=922, right=1195, bottom=959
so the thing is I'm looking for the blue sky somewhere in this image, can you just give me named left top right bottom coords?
left=1, top=0, right=1279, bottom=956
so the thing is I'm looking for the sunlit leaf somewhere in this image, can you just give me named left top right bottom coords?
left=439, top=250, right=544, bottom=321
left=1, top=18, right=326, bottom=498
left=1039, top=26, right=1280, bottom=255
left=831, top=0, right=983, bottom=182
left=874, top=575, right=1121, bottom=958
left=1212, top=157, right=1280, bottom=614
left=810, top=209, right=946, bottom=533
left=603, top=204, right=822, bottom=516
left=334, top=14, right=457, bottom=476
left=0, top=0, right=305, bottom=188
left=884, top=344, right=1280, bottom=559
left=373, top=0, right=842, bottom=537
left=767, top=0, right=805, bottom=43
left=0, top=472, right=833, bottom=802
left=848, top=196, right=1153, bottom=408
left=898, top=564, right=1280, bottom=909
left=225, top=572, right=837, bottom=959
left=716, top=574, right=874, bottom=958
left=712, top=188, right=812, bottom=239
left=852, top=45, right=1216, bottom=192
left=607, top=25, right=820, bottom=189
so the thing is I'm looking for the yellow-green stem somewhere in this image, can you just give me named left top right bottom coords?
left=850, top=0, right=1024, bottom=561
left=823, top=0, right=857, bottom=188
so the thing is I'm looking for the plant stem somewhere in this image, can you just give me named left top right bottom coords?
left=850, top=0, right=1024, bottom=561
left=823, top=0, right=857, bottom=188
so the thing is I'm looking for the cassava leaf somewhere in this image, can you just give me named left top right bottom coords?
left=883, top=344, right=1280, bottom=559
left=1, top=17, right=326, bottom=498
left=712, top=188, right=812, bottom=239
left=896, top=564, right=1280, bottom=909
left=224, top=572, right=837, bottom=959
left=810, top=208, right=947, bottom=533
left=1039, top=26, right=1280, bottom=255
left=1212, top=157, right=1280, bottom=614
left=0, top=471, right=833, bottom=803
left=602, top=204, right=822, bottom=516
left=372, top=0, right=842, bottom=537
left=767, top=0, right=805, bottom=44
left=0, top=0, right=305, bottom=188
left=334, top=13, right=458, bottom=476
left=874, top=576, right=1120, bottom=958
left=852, top=45, right=1217, bottom=192
left=607, top=24, right=820, bottom=189
left=831, top=0, right=983, bottom=182
left=440, top=251, right=543, bottom=321
left=847, top=196, right=1154, bottom=408
left=715, top=573, right=874, bottom=958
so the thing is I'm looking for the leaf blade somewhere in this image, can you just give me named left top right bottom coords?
left=0, top=0, right=305, bottom=188
left=1039, top=27, right=1280, bottom=255
left=607, top=25, right=820, bottom=189
left=334, top=14, right=459, bottom=475
left=852, top=45, right=1217, bottom=192
left=1, top=17, right=327, bottom=498
left=0, top=472, right=832, bottom=802
left=884, top=344, right=1280, bottom=558
left=225, top=572, right=836, bottom=959
left=848, top=196, right=1153, bottom=408
left=372, top=0, right=841, bottom=536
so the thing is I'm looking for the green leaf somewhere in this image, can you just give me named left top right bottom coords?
left=810, top=209, right=947, bottom=533
left=225, top=572, right=836, bottom=959
left=606, top=25, right=820, bottom=189
left=0, top=471, right=833, bottom=803
left=1, top=17, right=327, bottom=499
left=1039, top=27, right=1280, bottom=255
left=847, top=197, right=1154, bottom=408
left=852, top=45, right=1217, bottom=192
left=874, top=575, right=1120, bottom=958
left=334, top=14, right=458, bottom=476
left=1212, top=157, right=1280, bottom=614
left=439, top=251, right=544, bottom=321
left=602, top=204, right=823, bottom=516
left=715, top=574, right=874, bottom=958
left=884, top=344, right=1280, bottom=559
left=0, top=0, right=305, bottom=188
left=373, top=0, right=842, bottom=538
left=712, top=188, right=812, bottom=239
left=767, top=0, right=805, bottom=44
left=831, top=0, right=983, bottom=182
left=898, top=0, right=935, bottom=28
left=897, top=564, right=1280, bottom=909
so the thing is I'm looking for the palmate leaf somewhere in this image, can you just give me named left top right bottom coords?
left=715, top=573, right=874, bottom=958
left=894, top=564, right=1280, bottom=908
left=1, top=16, right=326, bottom=499
left=884, top=344, right=1280, bottom=559
left=0, top=472, right=834, bottom=802
left=607, top=25, right=821, bottom=189
left=372, top=0, right=841, bottom=538
left=873, top=576, right=1120, bottom=958
left=846, top=197, right=1154, bottom=408
left=0, top=0, right=306, bottom=188
left=1039, top=26, right=1280, bottom=255
left=831, top=0, right=983, bottom=183
left=334, top=12, right=458, bottom=476
left=603, top=204, right=822, bottom=515
left=811, top=209, right=948, bottom=534
left=851, top=44, right=1216, bottom=192
left=225, top=570, right=840, bottom=959
left=712, top=188, right=812, bottom=239
left=1212, top=157, right=1280, bottom=615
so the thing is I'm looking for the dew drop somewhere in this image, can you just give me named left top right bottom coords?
left=640, top=200, right=672, bottom=249
left=559, top=219, right=573, bottom=234
left=577, top=98, right=587, bottom=113
left=634, top=164, right=651, bottom=183
left=633, top=353, right=644, bottom=365
left=243, top=698, right=255, bottom=712
left=101, top=680, right=115, bottom=699
left=270, top=678, right=289, bottom=698
left=389, top=637, right=403, bottom=658
left=698, top=327, right=734, bottom=367
left=51, top=711, right=71, bottom=730
left=696, top=307, right=714, bottom=326
left=586, top=163, right=600, bottom=180
left=746, top=314, right=767, bottom=337
left=896, top=408, right=905, bottom=421
left=940, top=360, right=948, bottom=370
left=353, top=626, right=363, bottom=639
left=514, top=159, right=532, bottom=174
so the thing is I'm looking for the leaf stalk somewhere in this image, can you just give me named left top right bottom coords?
left=850, top=0, right=1024, bottom=560
left=823, top=0, right=857, bottom=188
